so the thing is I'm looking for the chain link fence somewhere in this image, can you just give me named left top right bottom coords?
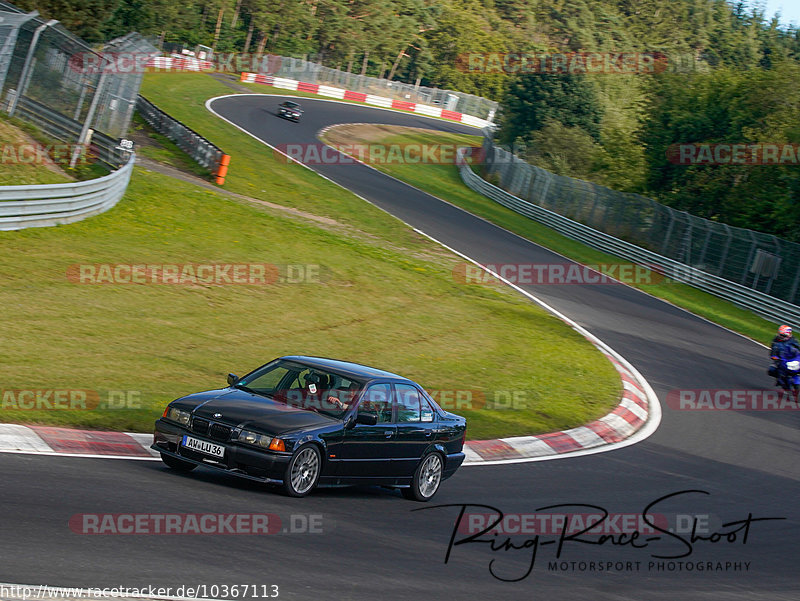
left=273, top=56, right=498, bottom=120
left=0, top=1, right=156, bottom=163
left=481, top=136, right=800, bottom=307
left=164, top=43, right=497, bottom=121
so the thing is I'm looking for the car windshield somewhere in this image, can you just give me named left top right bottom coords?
left=237, top=359, right=364, bottom=418
left=283, top=102, right=300, bottom=109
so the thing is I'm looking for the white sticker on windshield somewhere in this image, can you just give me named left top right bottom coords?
left=309, top=384, right=317, bottom=394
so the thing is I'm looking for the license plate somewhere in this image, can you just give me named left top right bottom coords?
left=182, top=435, right=225, bottom=458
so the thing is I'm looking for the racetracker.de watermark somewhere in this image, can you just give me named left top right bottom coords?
left=0, top=143, right=88, bottom=165
left=66, top=263, right=328, bottom=285
left=666, top=389, right=800, bottom=410
left=69, top=513, right=323, bottom=535
left=458, top=512, right=671, bottom=535
left=0, top=389, right=143, bottom=410
left=667, top=143, right=800, bottom=165
left=275, top=143, right=484, bottom=166
left=427, top=389, right=530, bottom=411
left=455, top=52, right=669, bottom=75
left=68, top=52, right=285, bottom=74
left=452, top=262, right=668, bottom=286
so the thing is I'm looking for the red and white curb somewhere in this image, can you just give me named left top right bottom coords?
left=463, top=351, right=650, bottom=464
left=0, top=350, right=653, bottom=464
left=239, top=72, right=492, bottom=128
left=0, top=424, right=158, bottom=460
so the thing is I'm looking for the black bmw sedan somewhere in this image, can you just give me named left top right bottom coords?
left=277, top=100, right=302, bottom=121
left=152, top=356, right=467, bottom=501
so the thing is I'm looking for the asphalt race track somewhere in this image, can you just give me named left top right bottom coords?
left=2, top=95, right=798, bottom=600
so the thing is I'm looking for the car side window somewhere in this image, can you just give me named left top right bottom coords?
left=420, top=397, right=436, bottom=423
left=395, top=384, right=421, bottom=423
left=358, top=383, right=393, bottom=424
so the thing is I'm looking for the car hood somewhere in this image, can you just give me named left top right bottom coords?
left=177, top=389, right=336, bottom=435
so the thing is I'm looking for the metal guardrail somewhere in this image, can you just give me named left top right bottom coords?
left=10, top=95, right=126, bottom=168
left=136, top=95, right=229, bottom=184
left=456, top=150, right=800, bottom=326
left=0, top=152, right=134, bottom=230
left=482, top=138, right=800, bottom=307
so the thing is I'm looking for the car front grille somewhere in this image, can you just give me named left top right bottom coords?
left=209, top=423, right=233, bottom=442
left=190, top=416, right=232, bottom=441
left=191, top=417, right=209, bottom=435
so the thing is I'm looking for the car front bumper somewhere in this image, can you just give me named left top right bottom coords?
left=152, top=418, right=290, bottom=483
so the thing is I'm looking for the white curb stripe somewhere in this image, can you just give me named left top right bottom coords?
left=623, top=379, right=646, bottom=398
left=365, top=94, right=393, bottom=108
left=462, top=446, right=484, bottom=463
left=0, top=424, right=52, bottom=452
left=318, top=85, right=346, bottom=99
left=562, top=426, right=606, bottom=449
left=413, top=104, right=443, bottom=117
left=127, top=432, right=160, bottom=456
left=597, top=412, right=639, bottom=438
left=500, top=436, right=558, bottom=457
left=620, top=397, right=649, bottom=422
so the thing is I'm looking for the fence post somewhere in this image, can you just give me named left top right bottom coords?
left=8, top=18, right=58, bottom=117
left=0, top=10, right=39, bottom=95
left=659, top=209, right=676, bottom=255
left=71, top=67, right=109, bottom=167
left=789, top=267, right=800, bottom=305
left=741, top=230, right=759, bottom=286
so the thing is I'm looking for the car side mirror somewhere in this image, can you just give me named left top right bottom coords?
left=355, top=412, right=378, bottom=426
left=227, top=373, right=238, bottom=386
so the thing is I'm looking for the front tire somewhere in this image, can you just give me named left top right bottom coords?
left=402, top=452, right=443, bottom=502
left=282, top=444, right=321, bottom=497
left=160, top=453, right=197, bottom=472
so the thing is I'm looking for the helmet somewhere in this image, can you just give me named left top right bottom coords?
left=778, top=325, right=792, bottom=339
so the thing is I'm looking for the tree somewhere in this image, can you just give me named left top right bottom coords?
left=498, top=73, right=604, bottom=145
left=15, top=0, right=120, bottom=42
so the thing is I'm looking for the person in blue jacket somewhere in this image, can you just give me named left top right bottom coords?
left=771, top=325, right=800, bottom=360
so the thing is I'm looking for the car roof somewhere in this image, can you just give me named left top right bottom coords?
left=279, top=355, right=408, bottom=381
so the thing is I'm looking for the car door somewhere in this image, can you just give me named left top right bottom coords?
left=336, top=382, right=397, bottom=478
left=392, top=383, right=438, bottom=477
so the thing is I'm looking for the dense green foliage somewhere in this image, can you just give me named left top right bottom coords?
left=15, top=0, right=800, bottom=239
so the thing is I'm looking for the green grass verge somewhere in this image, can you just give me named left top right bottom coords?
left=0, top=115, right=73, bottom=186
left=0, top=113, right=110, bottom=185
left=320, top=126, right=778, bottom=344
left=130, top=113, right=212, bottom=179
left=0, top=72, right=621, bottom=439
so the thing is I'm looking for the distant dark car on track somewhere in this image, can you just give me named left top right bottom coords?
left=152, top=356, right=467, bottom=500
left=277, top=100, right=303, bottom=121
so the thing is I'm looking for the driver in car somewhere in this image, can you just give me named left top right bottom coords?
left=303, top=372, right=357, bottom=411
left=325, top=383, right=359, bottom=411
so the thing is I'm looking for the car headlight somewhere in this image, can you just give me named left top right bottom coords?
left=164, top=407, right=190, bottom=426
left=238, top=430, right=272, bottom=448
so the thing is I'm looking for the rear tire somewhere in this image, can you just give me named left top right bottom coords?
left=282, top=444, right=321, bottom=497
left=402, top=453, right=443, bottom=502
left=160, top=453, right=197, bottom=472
